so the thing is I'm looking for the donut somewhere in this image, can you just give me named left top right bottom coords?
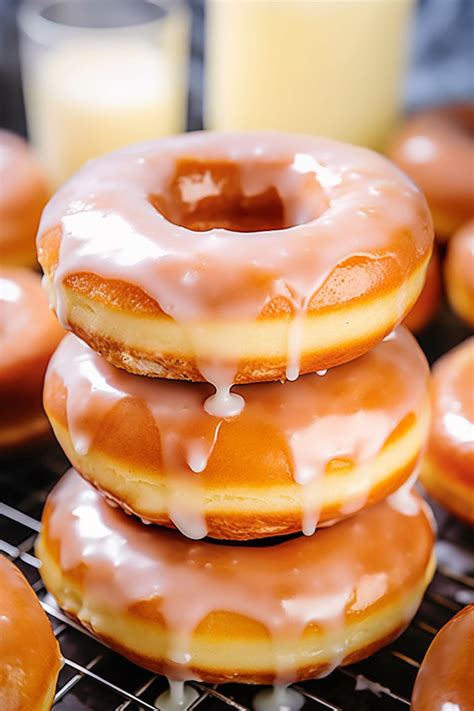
left=37, top=132, right=433, bottom=417
left=404, top=249, right=441, bottom=333
left=411, top=604, right=474, bottom=710
left=421, top=338, right=474, bottom=525
left=37, top=469, right=435, bottom=684
left=0, top=267, right=63, bottom=451
left=388, top=104, right=474, bottom=239
left=43, top=327, right=430, bottom=540
left=445, top=221, right=474, bottom=328
left=0, top=131, right=49, bottom=267
left=0, top=555, right=61, bottom=711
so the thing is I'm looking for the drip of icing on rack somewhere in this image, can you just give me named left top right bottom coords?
left=253, top=685, right=305, bottom=711
left=155, top=680, right=199, bottom=711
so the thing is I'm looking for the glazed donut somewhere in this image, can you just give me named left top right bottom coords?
left=44, top=327, right=430, bottom=540
left=411, top=604, right=474, bottom=710
left=0, top=131, right=49, bottom=267
left=0, top=267, right=63, bottom=451
left=37, top=132, right=433, bottom=417
left=389, top=104, right=474, bottom=239
left=445, top=221, right=474, bottom=328
left=37, top=470, right=435, bottom=684
left=422, top=338, right=474, bottom=525
left=404, top=249, right=441, bottom=333
left=0, top=555, right=61, bottom=711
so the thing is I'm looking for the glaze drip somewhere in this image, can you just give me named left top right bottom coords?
left=253, top=685, right=305, bottom=711
left=155, top=680, right=199, bottom=711
left=354, top=675, right=391, bottom=698
left=387, top=467, right=422, bottom=516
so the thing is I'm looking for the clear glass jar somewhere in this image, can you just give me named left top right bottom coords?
left=19, top=0, right=190, bottom=187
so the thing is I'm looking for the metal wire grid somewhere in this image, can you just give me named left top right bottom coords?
left=1, top=448, right=473, bottom=711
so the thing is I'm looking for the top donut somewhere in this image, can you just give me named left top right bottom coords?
left=37, top=132, right=433, bottom=415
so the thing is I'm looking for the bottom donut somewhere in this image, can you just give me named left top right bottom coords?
left=37, top=470, right=435, bottom=685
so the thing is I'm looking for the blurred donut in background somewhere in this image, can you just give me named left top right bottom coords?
left=445, top=220, right=474, bottom=328
left=0, top=555, right=61, bottom=711
left=404, top=249, right=441, bottom=333
left=421, top=338, right=474, bottom=525
left=411, top=604, right=474, bottom=711
left=0, top=130, right=49, bottom=267
left=388, top=104, right=474, bottom=239
left=0, top=267, right=63, bottom=452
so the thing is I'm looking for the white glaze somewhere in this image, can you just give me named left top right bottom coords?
left=155, top=680, right=199, bottom=711
left=0, top=278, right=22, bottom=304
left=253, top=685, right=305, bottom=711
left=355, top=674, right=391, bottom=698
left=387, top=467, right=422, bottom=516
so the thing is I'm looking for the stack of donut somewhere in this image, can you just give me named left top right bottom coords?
left=34, top=132, right=437, bottom=699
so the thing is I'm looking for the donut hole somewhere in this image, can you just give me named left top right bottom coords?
left=203, top=530, right=302, bottom=547
left=149, top=157, right=327, bottom=232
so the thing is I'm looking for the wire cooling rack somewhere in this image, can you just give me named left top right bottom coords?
left=1, top=439, right=473, bottom=711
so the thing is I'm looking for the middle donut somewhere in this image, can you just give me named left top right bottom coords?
left=44, top=326, right=430, bottom=540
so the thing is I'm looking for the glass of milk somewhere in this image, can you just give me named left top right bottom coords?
left=205, top=0, right=415, bottom=151
left=18, top=0, right=190, bottom=187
